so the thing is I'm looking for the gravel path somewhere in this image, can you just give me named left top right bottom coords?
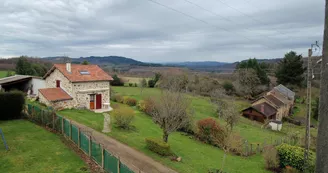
left=70, top=119, right=178, bottom=173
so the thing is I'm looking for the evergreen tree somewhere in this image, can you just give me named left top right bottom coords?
left=15, top=56, right=37, bottom=76
left=275, top=51, right=306, bottom=87
left=81, top=60, right=89, bottom=65
left=236, top=58, right=270, bottom=85
left=110, top=74, right=124, bottom=86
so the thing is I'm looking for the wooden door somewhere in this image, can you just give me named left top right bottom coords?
left=96, top=94, right=102, bottom=109
left=90, top=94, right=95, bottom=110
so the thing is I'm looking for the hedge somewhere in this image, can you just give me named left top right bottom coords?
left=276, top=144, right=315, bottom=172
left=145, top=138, right=171, bottom=156
left=0, top=91, right=25, bottom=120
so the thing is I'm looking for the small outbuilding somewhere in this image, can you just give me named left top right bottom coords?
left=242, top=102, right=277, bottom=123
left=0, top=75, right=45, bottom=96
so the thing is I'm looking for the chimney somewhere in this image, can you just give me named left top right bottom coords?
left=261, top=104, right=265, bottom=113
left=66, top=62, right=71, bottom=73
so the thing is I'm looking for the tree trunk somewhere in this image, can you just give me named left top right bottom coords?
left=316, top=1, right=328, bottom=172
left=163, top=130, right=169, bottom=143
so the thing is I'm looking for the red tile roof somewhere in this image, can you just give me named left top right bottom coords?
left=44, top=64, right=113, bottom=82
left=39, top=88, right=73, bottom=102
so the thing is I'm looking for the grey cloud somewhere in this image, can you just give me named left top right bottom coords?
left=0, top=0, right=325, bottom=62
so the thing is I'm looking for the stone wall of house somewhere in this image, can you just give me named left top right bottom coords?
left=39, top=92, right=52, bottom=106
left=52, top=99, right=75, bottom=110
left=45, top=69, right=73, bottom=95
left=72, top=81, right=110, bottom=109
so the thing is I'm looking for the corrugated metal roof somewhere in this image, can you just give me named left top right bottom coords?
left=0, top=75, right=32, bottom=85
left=274, top=84, right=295, bottom=100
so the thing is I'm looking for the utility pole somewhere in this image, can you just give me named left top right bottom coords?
left=304, top=48, right=312, bottom=169
left=316, top=0, right=328, bottom=172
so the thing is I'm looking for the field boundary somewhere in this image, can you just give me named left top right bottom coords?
left=25, top=104, right=177, bottom=173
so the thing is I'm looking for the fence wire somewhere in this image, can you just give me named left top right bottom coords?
left=26, top=104, right=136, bottom=173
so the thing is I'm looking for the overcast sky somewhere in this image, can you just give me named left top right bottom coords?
left=0, top=0, right=325, bottom=62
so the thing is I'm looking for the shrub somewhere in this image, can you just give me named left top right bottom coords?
left=223, top=133, right=243, bottom=155
left=282, top=166, right=300, bottom=173
left=137, top=98, right=154, bottom=116
left=134, top=83, right=137, bottom=87
left=128, top=83, right=133, bottom=87
left=112, top=107, right=135, bottom=129
left=222, top=81, right=235, bottom=95
left=0, top=91, right=25, bottom=120
left=276, top=144, right=315, bottom=172
left=145, top=138, right=171, bottom=156
left=197, top=118, right=226, bottom=147
left=123, top=97, right=137, bottom=106
left=263, top=145, right=280, bottom=170
left=113, top=94, right=124, bottom=103
left=110, top=74, right=124, bottom=86
left=148, top=79, right=156, bottom=88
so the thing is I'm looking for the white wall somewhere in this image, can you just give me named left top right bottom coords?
left=269, top=122, right=282, bottom=131
left=31, top=78, right=45, bottom=95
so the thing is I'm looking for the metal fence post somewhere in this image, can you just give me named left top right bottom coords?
left=61, top=118, right=64, bottom=135
left=88, top=136, right=91, bottom=157
left=101, top=145, right=104, bottom=168
left=70, top=121, right=72, bottom=140
left=117, top=156, right=120, bottom=173
left=78, top=128, right=81, bottom=149
left=41, top=109, right=44, bottom=125
left=52, top=112, right=55, bottom=130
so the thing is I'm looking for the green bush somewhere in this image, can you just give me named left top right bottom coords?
left=276, top=144, right=315, bottom=172
left=113, top=94, right=124, bottom=103
left=222, top=81, right=235, bottom=95
left=123, top=97, right=137, bottom=106
left=145, top=138, right=171, bottom=156
left=0, top=91, right=25, bottom=120
left=112, top=107, right=135, bottom=129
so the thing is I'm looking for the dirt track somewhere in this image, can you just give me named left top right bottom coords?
left=70, top=120, right=178, bottom=173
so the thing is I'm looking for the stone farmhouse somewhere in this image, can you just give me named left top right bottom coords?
left=38, top=63, right=113, bottom=111
left=242, top=84, right=295, bottom=123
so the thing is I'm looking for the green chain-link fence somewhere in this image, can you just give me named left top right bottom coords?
left=104, top=150, right=118, bottom=173
left=120, top=162, right=134, bottom=173
left=26, top=104, right=136, bottom=173
left=80, top=132, right=89, bottom=154
left=71, top=124, right=79, bottom=144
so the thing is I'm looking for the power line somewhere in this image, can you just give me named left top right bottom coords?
left=145, top=0, right=272, bottom=49
left=214, top=0, right=288, bottom=36
left=181, top=0, right=278, bottom=41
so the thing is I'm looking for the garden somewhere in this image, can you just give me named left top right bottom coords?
left=0, top=120, right=88, bottom=173
left=55, top=85, right=317, bottom=173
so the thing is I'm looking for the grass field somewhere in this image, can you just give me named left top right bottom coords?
left=59, top=103, right=270, bottom=173
left=0, top=120, right=88, bottom=173
left=0, top=71, right=8, bottom=78
left=112, top=86, right=285, bottom=143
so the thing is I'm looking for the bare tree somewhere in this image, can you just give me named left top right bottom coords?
left=151, top=90, right=192, bottom=143
left=234, top=68, right=261, bottom=97
left=210, top=89, right=228, bottom=118
left=139, top=78, right=147, bottom=95
left=222, top=100, right=239, bottom=133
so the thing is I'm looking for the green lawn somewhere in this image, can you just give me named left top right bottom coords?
left=112, top=86, right=285, bottom=143
left=0, top=71, right=8, bottom=78
left=0, top=120, right=88, bottom=173
left=59, top=103, right=270, bottom=173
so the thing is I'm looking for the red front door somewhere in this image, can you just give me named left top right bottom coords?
left=96, top=94, right=102, bottom=109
